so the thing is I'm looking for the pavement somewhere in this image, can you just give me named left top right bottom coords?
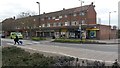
left=94, top=39, right=120, bottom=44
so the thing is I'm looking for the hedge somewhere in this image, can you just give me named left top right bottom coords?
left=53, top=39, right=101, bottom=44
left=31, top=37, right=46, bottom=41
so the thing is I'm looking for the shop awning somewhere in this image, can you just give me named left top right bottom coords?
left=86, top=28, right=99, bottom=30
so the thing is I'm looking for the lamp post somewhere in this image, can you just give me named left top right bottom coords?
left=36, top=2, right=40, bottom=15
left=36, top=2, right=41, bottom=37
left=79, top=0, right=84, bottom=40
left=109, top=11, right=116, bottom=40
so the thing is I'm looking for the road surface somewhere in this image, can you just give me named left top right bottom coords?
left=1, top=38, right=118, bottom=63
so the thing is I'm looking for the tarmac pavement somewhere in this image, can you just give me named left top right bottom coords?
left=94, top=39, right=120, bottom=44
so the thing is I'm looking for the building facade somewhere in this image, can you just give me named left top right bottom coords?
left=36, top=2, right=96, bottom=39
left=2, top=2, right=117, bottom=39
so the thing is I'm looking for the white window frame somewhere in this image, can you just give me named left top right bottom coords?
left=42, top=24, right=45, bottom=27
left=81, top=20, right=85, bottom=24
left=75, top=21, right=79, bottom=25
left=53, top=23, right=57, bottom=27
left=71, top=21, right=76, bottom=26
left=80, top=12, right=85, bottom=16
left=48, top=17, right=51, bottom=20
left=65, top=22, right=67, bottom=26
left=64, top=15, right=67, bottom=18
left=73, top=13, right=77, bottom=16
left=82, top=12, right=85, bottom=16
left=59, top=16, right=62, bottom=19
left=47, top=23, right=50, bottom=27
left=58, top=22, right=61, bottom=26
left=52, top=17, right=55, bottom=19
left=41, top=18, right=44, bottom=21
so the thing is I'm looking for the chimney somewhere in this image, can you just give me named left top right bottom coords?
left=13, top=16, right=15, bottom=19
left=113, top=26, right=117, bottom=29
left=43, top=12, right=45, bottom=14
left=91, top=2, right=94, bottom=5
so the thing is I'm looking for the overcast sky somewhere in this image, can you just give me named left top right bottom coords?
left=0, top=0, right=119, bottom=26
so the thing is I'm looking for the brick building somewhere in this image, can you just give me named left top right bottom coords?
left=36, top=2, right=96, bottom=39
left=2, top=2, right=117, bottom=39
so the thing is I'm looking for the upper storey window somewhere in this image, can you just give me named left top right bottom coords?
left=80, top=12, right=85, bottom=16
left=48, top=17, right=50, bottom=20
left=41, top=18, right=44, bottom=21
left=47, top=23, right=50, bottom=27
left=59, top=16, right=62, bottom=19
left=73, top=13, right=77, bottom=16
left=64, top=15, right=67, bottom=18
left=52, top=17, right=55, bottom=19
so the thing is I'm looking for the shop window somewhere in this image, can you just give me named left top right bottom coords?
left=89, top=31, right=96, bottom=38
left=69, top=32, right=75, bottom=38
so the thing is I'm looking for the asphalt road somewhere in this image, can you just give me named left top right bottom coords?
left=1, top=38, right=118, bottom=63
left=1, top=38, right=118, bottom=53
left=47, top=42, right=118, bottom=52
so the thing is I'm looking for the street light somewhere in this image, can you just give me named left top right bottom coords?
left=79, top=0, right=84, bottom=40
left=109, top=11, right=116, bottom=40
left=36, top=2, right=41, bottom=37
left=36, top=2, right=40, bottom=15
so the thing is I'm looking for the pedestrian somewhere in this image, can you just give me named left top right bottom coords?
left=14, top=35, right=19, bottom=45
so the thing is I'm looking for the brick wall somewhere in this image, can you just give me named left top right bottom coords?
left=97, top=25, right=117, bottom=40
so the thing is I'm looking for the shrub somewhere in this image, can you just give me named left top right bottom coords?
left=53, top=39, right=99, bottom=44
left=31, top=37, right=46, bottom=41
left=2, top=46, right=77, bottom=67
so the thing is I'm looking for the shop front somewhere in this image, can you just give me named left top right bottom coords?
left=86, top=28, right=99, bottom=39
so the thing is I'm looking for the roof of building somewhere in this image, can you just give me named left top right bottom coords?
left=39, top=2, right=95, bottom=18
left=2, top=2, right=95, bottom=22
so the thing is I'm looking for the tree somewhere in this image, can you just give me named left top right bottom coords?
left=16, top=11, right=37, bottom=18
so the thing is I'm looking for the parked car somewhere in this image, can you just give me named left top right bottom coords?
left=10, top=32, right=23, bottom=39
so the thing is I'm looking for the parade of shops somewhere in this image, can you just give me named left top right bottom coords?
left=1, top=2, right=117, bottom=40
